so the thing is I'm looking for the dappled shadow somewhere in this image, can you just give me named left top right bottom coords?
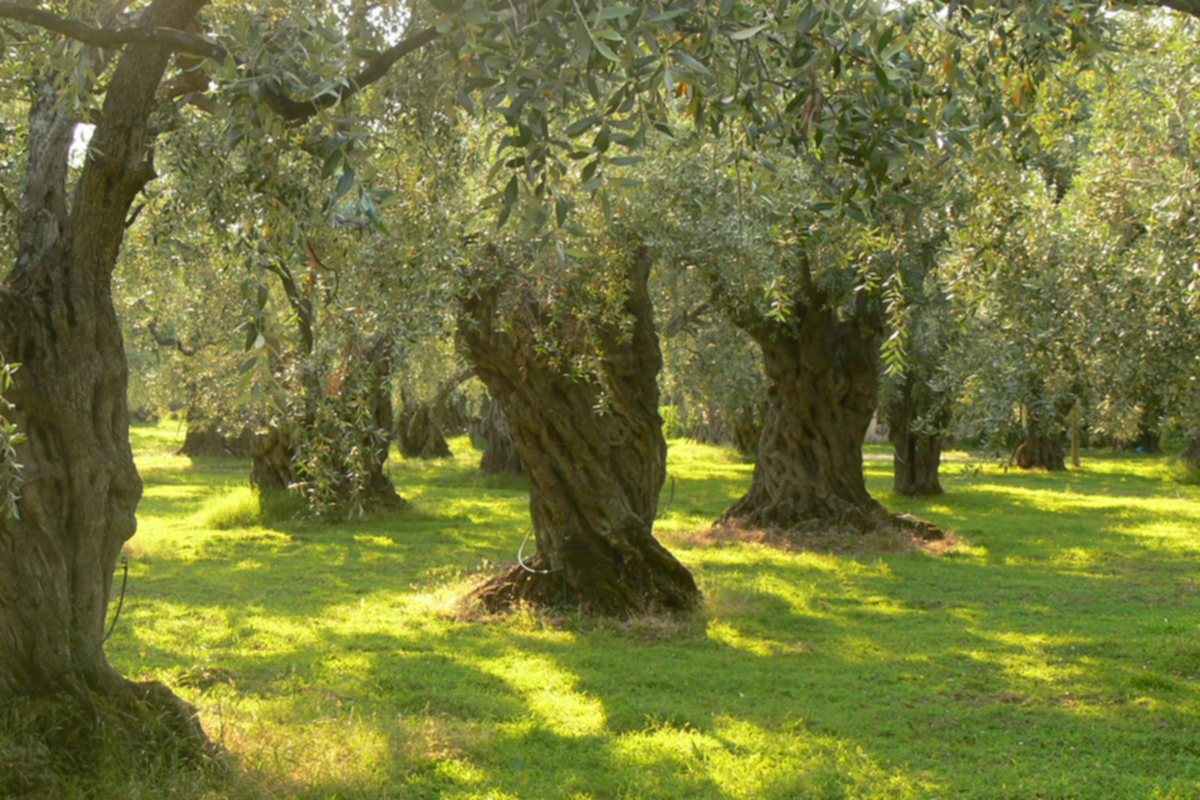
left=111, top=424, right=1200, bottom=798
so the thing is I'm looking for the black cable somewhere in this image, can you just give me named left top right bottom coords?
left=0, top=557, right=130, bottom=708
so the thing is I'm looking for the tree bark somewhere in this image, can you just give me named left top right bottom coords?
left=0, top=0, right=210, bottom=749
left=1134, top=398, right=1163, bottom=454
left=177, top=409, right=253, bottom=458
left=1182, top=429, right=1200, bottom=470
left=1014, top=417, right=1067, bottom=471
left=718, top=298, right=890, bottom=530
left=887, top=378, right=945, bottom=497
left=359, top=336, right=400, bottom=502
left=397, top=392, right=453, bottom=459
left=250, top=426, right=296, bottom=491
left=397, top=367, right=475, bottom=460
left=476, top=396, right=523, bottom=475
left=459, top=249, right=698, bottom=616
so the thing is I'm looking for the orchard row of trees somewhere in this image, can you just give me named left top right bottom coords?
left=0, top=0, right=1197, bottom=759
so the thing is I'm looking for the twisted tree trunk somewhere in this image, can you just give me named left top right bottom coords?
left=719, top=299, right=888, bottom=530
left=0, top=1, right=209, bottom=749
left=459, top=249, right=698, bottom=616
left=887, top=378, right=945, bottom=497
left=397, top=367, right=475, bottom=460
left=1182, top=429, right=1200, bottom=471
left=477, top=396, right=523, bottom=475
left=178, top=408, right=253, bottom=458
left=1014, top=417, right=1066, bottom=471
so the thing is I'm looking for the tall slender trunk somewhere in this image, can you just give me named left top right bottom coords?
left=1134, top=397, right=1163, bottom=454
left=719, top=298, right=888, bottom=530
left=459, top=249, right=698, bottom=616
left=0, top=0, right=209, bottom=748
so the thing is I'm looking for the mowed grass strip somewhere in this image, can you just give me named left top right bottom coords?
left=93, top=423, right=1200, bottom=798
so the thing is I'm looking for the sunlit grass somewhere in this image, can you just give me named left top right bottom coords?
left=45, top=422, right=1200, bottom=797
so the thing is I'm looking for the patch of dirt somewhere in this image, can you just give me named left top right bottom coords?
left=671, top=516, right=964, bottom=556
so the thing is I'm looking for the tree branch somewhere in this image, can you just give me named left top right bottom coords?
left=264, top=26, right=442, bottom=122
left=0, top=3, right=225, bottom=58
left=147, top=320, right=201, bottom=356
left=663, top=302, right=712, bottom=338
left=0, top=4, right=441, bottom=125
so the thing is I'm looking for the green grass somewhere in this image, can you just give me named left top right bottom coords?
left=42, top=424, right=1200, bottom=797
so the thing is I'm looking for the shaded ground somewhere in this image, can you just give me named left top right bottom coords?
left=41, top=424, right=1200, bottom=798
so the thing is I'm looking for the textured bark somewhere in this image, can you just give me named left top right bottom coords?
left=360, top=337, right=399, bottom=502
left=887, top=379, right=945, bottom=497
left=442, top=390, right=473, bottom=436
left=0, top=0, right=210, bottom=749
left=250, top=427, right=296, bottom=492
left=397, top=394, right=453, bottom=458
left=1182, top=430, right=1200, bottom=471
left=459, top=249, right=698, bottom=616
left=686, top=404, right=763, bottom=454
left=1133, top=401, right=1163, bottom=454
left=1014, top=418, right=1067, bottom=471
left=476, top=396, right=523, bottom=475
left=397, top=368, right=474, bottom=460
left=177, top=410, right=253, bottom=458
left=719, top=299, right=888, bottom=530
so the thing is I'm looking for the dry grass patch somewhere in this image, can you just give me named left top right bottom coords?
left=667, top=519, right=965, bottom=556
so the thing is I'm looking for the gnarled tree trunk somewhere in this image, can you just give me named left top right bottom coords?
left=719, top=297, right=889, bottom=530
left=1182, top=429, right=1200, bottom=471
left=459, top=249, right=698, bottom=616
left=0, top=4, right=209, bottom=750
left=178, top=408, right=253, bottom=458
left=1134, top=398, right=1163, bottom=454
left=397, top=392, right=453, bottom=459
left=887, top=378, right=946, bottom=497
left=476, top=396, right=523, bottom=475
left=250, top=426, right=296, bottom=492
left=397, top=367, right=475, bottom=460
left=1014, top=417, right=1066, bottom=471
left=359, top=337, right=400, bottom=502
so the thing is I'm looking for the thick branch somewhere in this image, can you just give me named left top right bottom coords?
left=264, top=27, right=441, bottom=122
left=0, top=4, right=441, bottom=124
left=147, top=320, right=200, bottom=356
left=0, top=4, right=225, bottom=58
left=433, top=367, right=477, bottom=407
left=664, top=301, right=711, bottom=338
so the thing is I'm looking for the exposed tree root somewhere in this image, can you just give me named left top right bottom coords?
left=710, top=505, right=946, bottom=555
left=470, top=550, right=700, bottom=618
left=0, top=678, right=224, bottom=797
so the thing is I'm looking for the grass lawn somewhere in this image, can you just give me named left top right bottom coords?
left=65, top=423, right=1200, bottom=797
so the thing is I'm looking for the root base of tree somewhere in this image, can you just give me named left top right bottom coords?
left=1, top=678, right=222, bottom=798
left=469, top=554, right=700, bottom=618
left=712, top=507, right=945, bottom=555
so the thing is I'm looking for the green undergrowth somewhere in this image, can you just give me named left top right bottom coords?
left=15, top=422, right=1200, bottom=798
